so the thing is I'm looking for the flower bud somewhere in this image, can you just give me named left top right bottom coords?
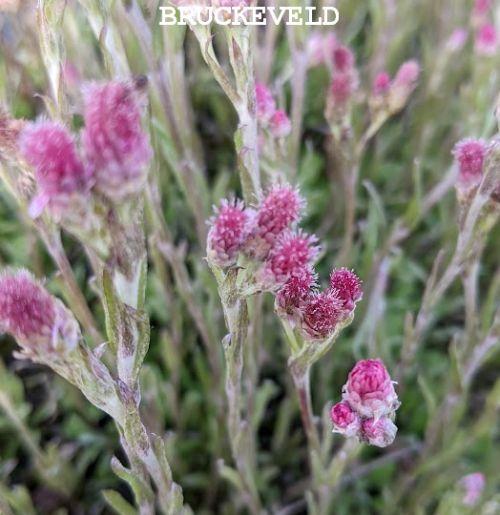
left=360, top=417, right=397, bottom=448
left=372, top=71, right=391, bottom=96
left=275, top=266, right=315, bottom=320
left=332, top=45, right=355, bottom=74
left=207, top=198, right=252, bottom=267
left=330, top=401, right=361, bottom=437
left=0, top=270, right=79, bottom=355
left=82, top=81, right=152, bottom=200
left=18, top=121, right=93, bottom=219
left=329, top=268, right=362, bottom=311
left=460, top=472, right=486, bottom=507
left=269, top=110, right=291, bottom=138
left=474, top=23, right=498, bottom=56
left=446, top=28, right=468, bottom=53
left=452, top=138, right=486, bottom=193
left=388, top=60, right=420, bottom=112
left=343, top=359, right=399, bottom=419
left=301, top=289, right=343, bottom=340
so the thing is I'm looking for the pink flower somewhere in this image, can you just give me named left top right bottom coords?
left=446, top=28, right=468, bottom=53
left=460, top=472, right=486, bottom=507
left=19, top=121, right=92, bottom=219
left=301, top=290, right=343, bottom=340
left=246, top=183, right=304, bottom=258
left=306, top=32, right=337, bottom=67
left=473, top=0, right=491, bottom=18
left=275, top=266, right=315, bottom=319
left=269, top=110, right=291, bottom=138
left=360, top=417, right=397, bottom=448
left=329, top=268, right=362, bottom=311
left=255, top=82, right=276, bottom=124
left=207, top=198, right=252, bottom=267
left=330, top=401, right=361, bottom=437
left=372, top=72, right=391, bottom=96
left=329, top=73, right=355, bottom=106
left=475, top=23, right=498, bottom=55
left=343, top=359, right=398, bottom=418
left=393, top=60, right=420, bottom=90
left=332, top=45, right=355, bottom=73
left=261, top=230, right=319, bottom=289
left=0, top=270, right=79, bottom=352
left=82, top=81, right=152, bottom=199
left=452, top=138, right=486, bottom=191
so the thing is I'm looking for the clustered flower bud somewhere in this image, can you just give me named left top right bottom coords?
left=330, top=359, right=400, bottom=448
left=330, top=268, right=363, bottom=311
left=17, top=80, right=151, bottom=220
left=459, top=472, right=486, bottom=507
left=326, top=41, right=359, bottom=114
left=275, top=267, right=316, bottom=319
left=255, top=83, right=291, bottom=138
left=0, top=270, right=80, bottom=355
left=301, top=290, right=343, bottom=340
left=452, top=138, right=487, bottom=194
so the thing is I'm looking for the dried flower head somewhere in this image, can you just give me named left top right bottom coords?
left=255, top=82, right=276, bottom=124
left=260, top=230, right=319, bottom=289
left=207, top=198, right=252, bottom=267
left=275, top=266, right=315, bottom=319
left=19, top=121, right=92, bottom=219
left=460, top=472, right=486, bottom=507
left=269, top=110, right=292, bottom=138
left=301, top=289, right=343, bottom=340
left=330, top=401, right=361, bottom=437
left=343, top=359, right=399, bottom=419
left=475, top=23, right=498, bottom=55
left=82, top=81, right=152, bottom=200
left=360, top=417, right=397, bottom=448
left=453, top=138, right=486, bottom=191
left=0, top=270, right=79, bottom=353
left=329, top=268, right=363, bottom=311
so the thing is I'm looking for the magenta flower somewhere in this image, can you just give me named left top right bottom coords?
left=82, top=81, right=151, bottom=199
left=360, top=417, right=397, bottom=448
left=452, top=138, right=486, bottom=191
left=261, top=230, right=319, bottom=288
left=393, top=60, right=420, bottom=90
left=207, top=198, right=252, bottom=267
left=255, top=82, right=276, bottom=124
left=301, top=290, right=343, bottom=340
left=275, top=266, right=315, bottom=319
left=475, top=23, right=498, bottom=55
left=269, top=110, right=291, bottom=138
left=460, top=472, right=486, bottom=506
left=19, top=121, right=92, bottom=219
left=0, top=270, right=79, bottom=353
left=343, top=359, right=399, bottom=418
left=329, top=268, right=363, bottom=311
left=330, top=401, right=361, bottom=437
left=372, top=71, right=391, bottom=96
left=246, top=183, right=304, bottom=258
left=332, top=45, right=355, bottom=73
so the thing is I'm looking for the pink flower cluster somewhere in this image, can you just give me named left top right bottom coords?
left=18, top=80, right=151, bottom=219
left=472, top=0, right=498, bottom=55
left=459, top=472, right=486, bottom=506
left=328, top=44, right=359, bottom=109
left=452, top=138, right=487, bottom=193
left=330, top=359, right=400, bottom=448
left=372, top=60, right=420, bottom=100
left=255, top=83, right=291, bottom=138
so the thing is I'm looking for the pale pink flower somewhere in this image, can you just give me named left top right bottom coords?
left=301, top=289, right=343, bottom=340
left=207, top=199, right=252, bottom=267
left=269, top=110, right=291, bottom=138
left=460, top=472, right=486, bottom=507
left=475, top=23, right=498, bottom=55
left=330, top=401, right=361, bottom=437
left=393, top=60, right=420, bottom=89
left=275, top=266, right=315, bottom=319
left=82, top=81, right=152, bottom=200
left=360, top=417, right=397, bottom=448
left=452, top=138, right=486, bottom=191
left=0, top=270, right=79, bottom=353
left=255, top=82, right=276, bottom=124
left=306, top=32, right=337, bottom=67
left=19, top=121, right=93, bottom=219
left=260, top=230, right=319, bottom=289
left=329, top=268, right=362, bottom=311
left=446, top=28, right=468, bottom=53
left=343, top=359, right=399, bottom=418
left=372, top=72, right=391, bottom=96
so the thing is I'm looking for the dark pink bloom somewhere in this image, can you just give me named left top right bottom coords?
left=360, top=417, right=397, bottom=448
left=460, top=472, right=486, bottom=506
left=372, top=72, right=391, bottom=95
left=82, top=81, right=151, bottom=199
left=332, top=45, right=355, bottom=73
left=275, top=266, right=315, bottom=318
left=261, top=230, right=319, bottom=288
left=269, top=110, right=291, bottom=138
left=329, top=73, right=355, bottom=106
left=452, top=138, right=486, bottom=190
left=343, top=359, right=398, bottom=418
left=330, top=401, right=361, bottom=437
left=255, top=82, right=276, bottom=123
left=19, top=121, right=92, bottom=219
left=393, top=60, right=420, bottom=89
left=0, top=270, right=78, bottom=352
left=301, top=289, right=343, bottom=340
left=207, top=199, right=252, bottom=267
left=475, top=23, right=498, bottom=55
left=329, top=268, right=362, bottom=311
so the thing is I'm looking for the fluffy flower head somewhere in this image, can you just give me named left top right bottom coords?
left=255, top=82, right=276, bottom=123
left=330, top=401, right=361, bottom=437
left=329, top=268, right=362, bottom=311
left=453, top=138, right=486, bottom=190
left=372, top=72, right=391, bottom=95
left=275, top=266, right=315, bottom=318
left=361, top=417, right=397, bottom=448
left=301, top=289, right=343, bottom=340
left=332, top=45, right=355, bottom=73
